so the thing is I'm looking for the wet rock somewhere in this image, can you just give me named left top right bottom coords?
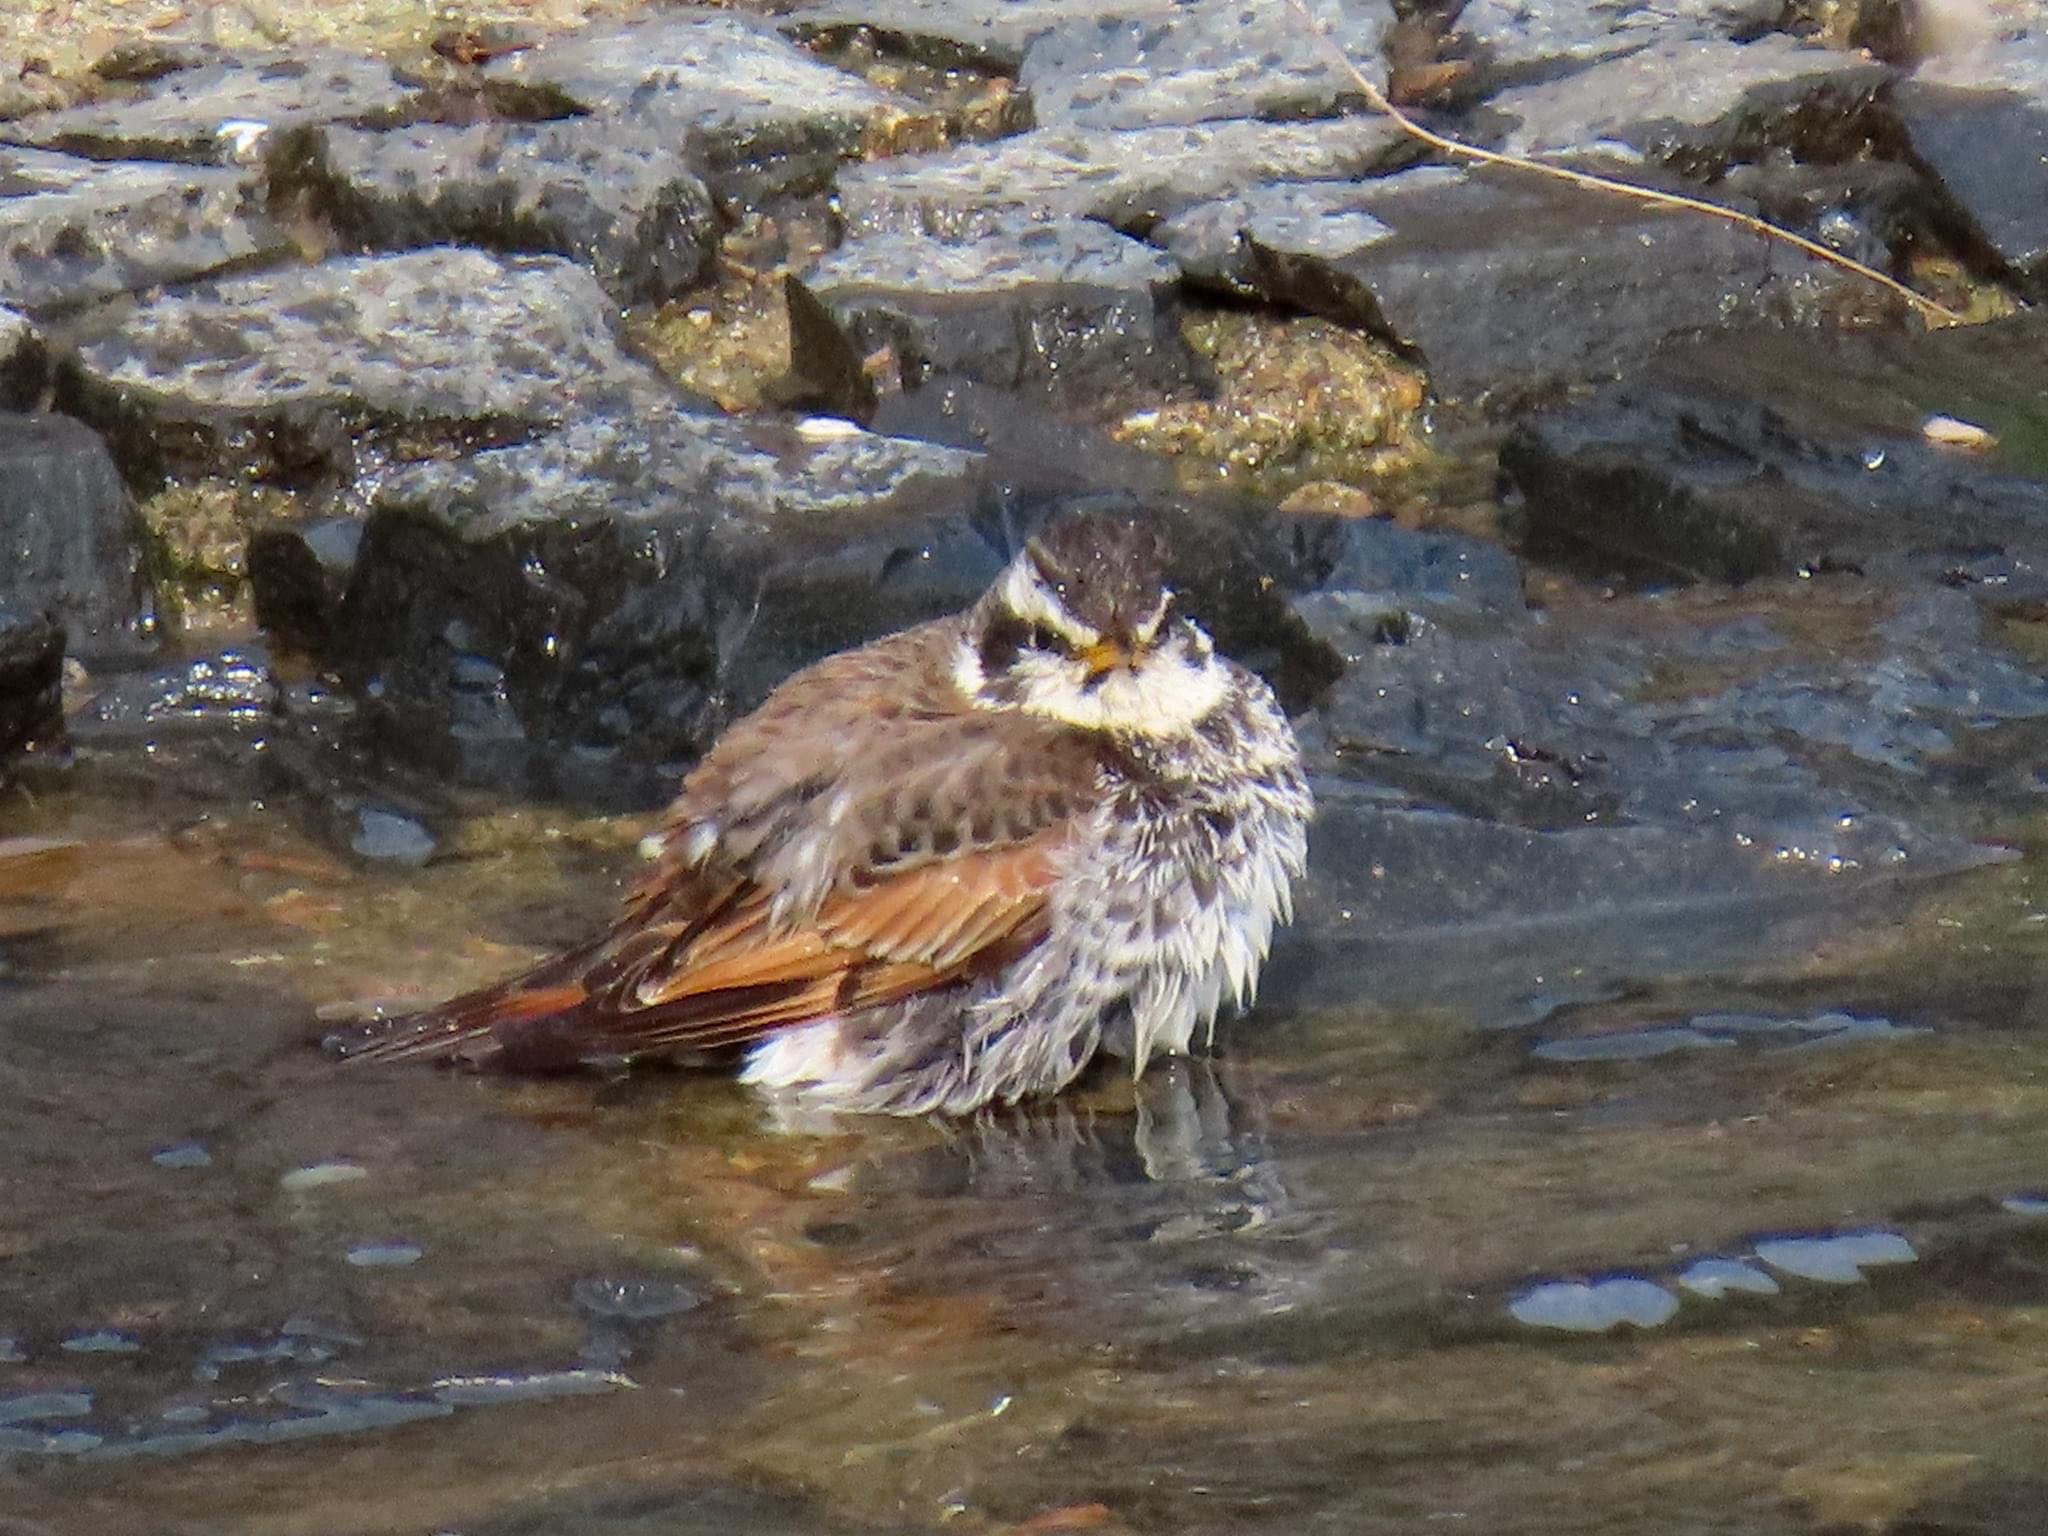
left=283, top=119, right=721, bottom=306
left=0, top=603, right=63, bottom=764
left=0, top=50, right=416, bottom=164
left=1276, top=494, right=2044, bottom=1015
left=1500, top=364, right=2048, bottom=584
left=0, top=147, right=290, bottom=312
left=1017, top=0, right=1391, bottom=130
left=782, top=0, right=1166, bottom=72
left=60, top=249, right=677, bottom=488
left=0, top=412, right=156, bottom=654
left=483, top=13, right=922, bottom=207
left=1451, top=0, right=1788, bottom=89
left=1157, top=164, right=1856, bottom=399
left=320, top=411, right=985, bottom=798
left=1488, top=34, right=1892, bottom=175
left=0, top=307, right=42, bottom=410
left=1887, top=35, right=2048, bottom=293
left=870, top=373, right=1177, bottom=502
left=835, top=115, right=1410, bottom=240
left=794, top=218, right=1192, bottom=403
left=247, top=518, right=360, bottom=653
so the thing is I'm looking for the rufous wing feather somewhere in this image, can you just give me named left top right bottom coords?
left=332, top=834, right=1065, bottom=1070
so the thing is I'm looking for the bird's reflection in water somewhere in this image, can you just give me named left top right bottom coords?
left=814, top=1060, right=1341, bottom=1341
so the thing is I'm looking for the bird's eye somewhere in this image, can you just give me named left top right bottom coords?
left=1027, top=623, right=1062, bottom=653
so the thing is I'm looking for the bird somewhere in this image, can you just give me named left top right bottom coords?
left=329, top=510, right=1312, bottom=1116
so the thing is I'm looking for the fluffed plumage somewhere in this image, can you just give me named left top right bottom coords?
left=329, top=511, right=1312, bottom=1115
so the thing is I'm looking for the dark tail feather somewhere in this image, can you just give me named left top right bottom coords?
left=324, top=979, right=593, bottom=1069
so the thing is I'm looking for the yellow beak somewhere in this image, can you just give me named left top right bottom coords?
left=1079, top=636, right=1137, bottom=680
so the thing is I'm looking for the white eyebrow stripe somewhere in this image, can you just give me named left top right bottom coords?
left=999, top=559, right=1097, bottom=645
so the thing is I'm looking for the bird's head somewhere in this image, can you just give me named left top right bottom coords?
left=956, top=511, right=1230, bottom=736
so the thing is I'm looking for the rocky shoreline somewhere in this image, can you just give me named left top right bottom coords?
left=2, top=0, right=2045, bottom=1006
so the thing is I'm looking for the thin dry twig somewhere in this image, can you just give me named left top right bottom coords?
left=1281, top=0, right=1963, bottom=327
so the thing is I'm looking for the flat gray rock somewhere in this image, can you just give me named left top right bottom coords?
left=64, top=249, right=677, bottom=486
left=294, top=118, right=720, bottom=305
left=1890, top=33, right=2048, bottom=292
left=1451, top=0, right=1785, bottom=88
left=782, top=0, right=1167, bottom=71
left=1489, top=34, right=1891, bottom=173
left=320, top=411, right=986, bottom=796
left=1018, top=0, right=1391, bottom=129
left=0, top=412, right=156, bottom=656
left=1156, top=165, right=1857, bottom=398
left=0, top=147, right=289, bottom=312
left=485, top=12, right=915, bottom=202
left=796, top=218, right=1190, bottom=400
left=836, top=115, right=1410, bottom=239
left=0, top=50, right=416, bottom=163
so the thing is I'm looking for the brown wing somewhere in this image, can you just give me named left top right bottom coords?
left=335, top=620, right=1101, bottom=1070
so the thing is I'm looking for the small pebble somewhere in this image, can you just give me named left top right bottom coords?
left=350, top=809, right=436, bottom=866
left=152, top=1142, right=213, bottom=1170
left=2001, top=1193, right=2048, bottom=1217
left=61, top=1330, right=142, bottom=1355
left=280, top=1162, right=367, bottom=1192
left=0, top=1337, right=24, bottom=1364
left=345, top=1242, right=423, bottom=1268
left=1922, top=413, right=1997, bottom=449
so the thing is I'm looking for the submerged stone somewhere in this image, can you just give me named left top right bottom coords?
left=348, top=808, right=435, bottom=866
left=1675, top=1257, right=1781, bottom=1298
left=0, top=148, right=288, bottom=314
left=0, top=306, right=42, bottom=409
left=0, top=413, right=156, bottom=656
left=1753, top=1229, right=1916, bottom=1283
left=431, top=1369, right=628, bottom=1405
left=62, top=249, right=676, bottom=488
left=344, top=1241, right=423, bottom=1268
left=0, top=603, right=63, bottom=765
left=61, top=1329, right=141, bottom=1354
left=1531, top=1026, right=1738, bottom=1062
left=1500, top=360, right=2048, bottom=584
left=1509, top=1276, right=1680, bottom=1331
left=279, top=1162, right=368, bottom=1192
left=0, top=1391, right=93, bottom=1424
left=1018, top=0, right=1391, bottom=130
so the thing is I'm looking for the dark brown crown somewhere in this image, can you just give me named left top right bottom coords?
left=1024, top=509, right=1169, bottom=637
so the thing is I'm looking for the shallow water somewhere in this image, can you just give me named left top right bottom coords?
left=3, top=628, right=2047, bottom=1536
